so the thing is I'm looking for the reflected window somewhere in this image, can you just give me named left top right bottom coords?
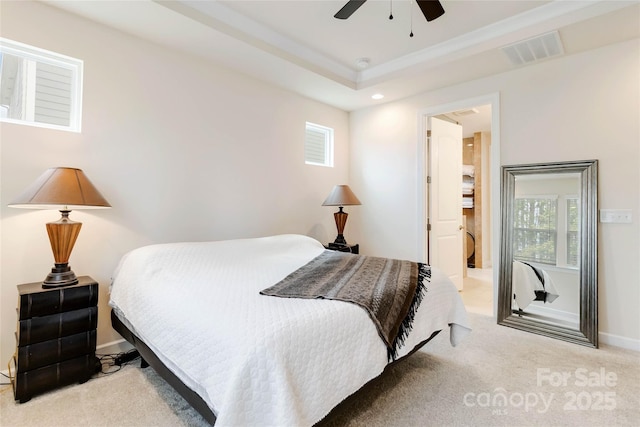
left=513, top=196, right=558, bottom=265
left=566, top=197, right=580, bottom=267
left=514, top=194, right=580, bottom=268
left=0, top=38, right=83, bottom=132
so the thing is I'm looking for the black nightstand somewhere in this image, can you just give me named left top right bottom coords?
left=10, top=276, right=99, bottom=403
left=324, top=243, right=359, bottom=254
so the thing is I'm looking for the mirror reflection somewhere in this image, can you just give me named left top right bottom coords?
left=511, top=173, right=580, bottom=328
left=498, top=160, right=598, bottom=347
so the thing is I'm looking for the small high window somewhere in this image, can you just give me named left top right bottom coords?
left=305, top=122, right=334, bottom=167
left=0, top=38, right=83, bottom=132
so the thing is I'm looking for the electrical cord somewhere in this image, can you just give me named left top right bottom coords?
left=96, top=349, right=140, bottom=376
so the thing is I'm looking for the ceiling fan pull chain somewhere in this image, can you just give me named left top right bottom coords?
left=410, top=0, right=414, bottom=37
left=389, top=0, right=394, bottom=20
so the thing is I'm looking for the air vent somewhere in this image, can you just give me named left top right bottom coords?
left=501, top=31, right=564, bottom=66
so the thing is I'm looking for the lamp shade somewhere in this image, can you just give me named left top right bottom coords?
left=322, top=185, right=361, bottom=207
left=9, top=167, right=111, bottom=209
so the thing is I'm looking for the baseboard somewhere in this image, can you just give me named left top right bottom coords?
left=599, top=331, right=640, bottom=351
left=96, top=338, right=135, bottom=355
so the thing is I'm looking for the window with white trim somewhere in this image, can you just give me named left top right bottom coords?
left=305, top=122, right=334, bottom=167
left=0, top=38, right=83, bottom=132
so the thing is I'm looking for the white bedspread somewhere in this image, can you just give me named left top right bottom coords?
left=109, top=234, right=470, bottom=426
left=512, top=260, right=560, bottom=310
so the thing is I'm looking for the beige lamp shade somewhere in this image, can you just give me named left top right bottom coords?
left=9, top=167, right=110, bottom=287
left=322, top=185, right=361, bottom=207
left=9, top=167, right=111, bottom=209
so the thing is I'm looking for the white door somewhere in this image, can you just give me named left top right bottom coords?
left=428, top=117, right=463, bottom=290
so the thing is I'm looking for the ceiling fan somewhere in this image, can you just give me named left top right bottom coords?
left=334, top=0, right=445, bottom=22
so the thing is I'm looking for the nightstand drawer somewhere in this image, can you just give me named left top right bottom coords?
left=17, top=306, right=98, bottom=346
left=10, top=353, right=97, bottom=403
left=18, top=276, right=98, bottom=319
left=16, top=330, right=96, bottom=371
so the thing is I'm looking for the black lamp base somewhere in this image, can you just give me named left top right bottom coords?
left=333, top=234, right=348, bottom=245
left=43, top=263, right=79, bottom=288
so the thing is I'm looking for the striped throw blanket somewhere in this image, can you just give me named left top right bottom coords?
left=260, top=250, right=430, bottom=360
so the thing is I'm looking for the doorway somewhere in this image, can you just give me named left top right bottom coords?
left=417, top=93, right=500, bottom=318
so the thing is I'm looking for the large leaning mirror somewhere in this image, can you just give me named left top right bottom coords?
left=498, top=160, right=598, bottom=347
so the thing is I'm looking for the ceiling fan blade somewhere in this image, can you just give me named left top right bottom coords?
left=416, top=0, right=445, bottom=22
left=334, top=0, right=367, bottom=20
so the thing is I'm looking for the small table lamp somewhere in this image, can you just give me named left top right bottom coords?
left=9, top=167, right=111, bottom=288
left=322, top=184, right=361, bottom=245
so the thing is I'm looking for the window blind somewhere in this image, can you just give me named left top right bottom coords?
left=34, top=62, right=72, bottom=127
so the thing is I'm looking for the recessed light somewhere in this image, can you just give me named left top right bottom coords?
left=371, top=93, right=384, bottom=100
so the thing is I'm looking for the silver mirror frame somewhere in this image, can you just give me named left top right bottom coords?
left=498, top=160, right=598, bottom=347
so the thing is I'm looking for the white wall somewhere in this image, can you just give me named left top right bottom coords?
left=349, top=39, right=640, bottom=348
left=0, top=1, right=350, bottom=367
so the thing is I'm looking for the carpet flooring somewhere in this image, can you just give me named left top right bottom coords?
left=2, top=313, right=639, bottom=426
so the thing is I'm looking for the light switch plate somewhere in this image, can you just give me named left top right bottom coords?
left=600, top=209, right=632, bottom=223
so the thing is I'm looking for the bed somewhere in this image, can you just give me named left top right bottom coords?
left=109, top=234, right=470, bottom=426
left=512, top=260, right=560, bottom=310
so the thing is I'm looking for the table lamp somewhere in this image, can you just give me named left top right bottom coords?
left=9, top=167, right=111, bottom=288
left=322, top=184, right=361, bottom=245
